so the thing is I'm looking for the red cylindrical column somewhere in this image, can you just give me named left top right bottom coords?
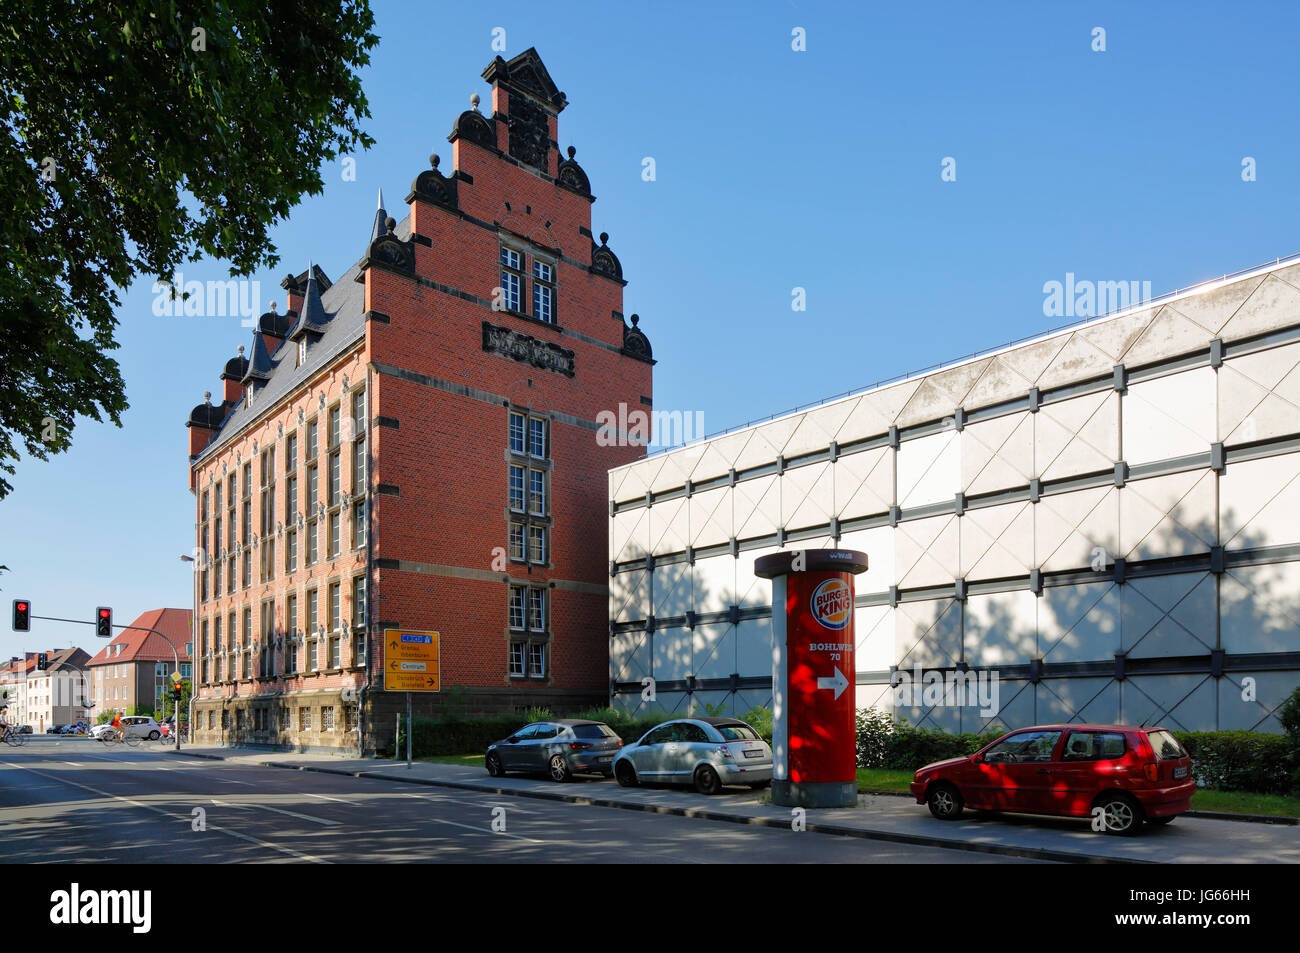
left=756, top=548, right=868, bottom=808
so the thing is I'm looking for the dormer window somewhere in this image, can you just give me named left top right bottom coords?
left=298, top=338, right=307, bottom=368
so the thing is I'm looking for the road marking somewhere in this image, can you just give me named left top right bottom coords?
left=209, top=797, right=339, bottom=826
left=304, top=793, right=358, bottom=806
left=395, top=793, right=540, bottom=841
left=1, top=760, right=329, bottom=863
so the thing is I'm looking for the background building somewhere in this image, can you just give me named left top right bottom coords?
left=0, top=655, right=35, bottom=726
left=22, top=648, right=92, bottom=730
left=186, top=49, right=652, bottom=753
left=86, top=608, right=193, bottom=718
left=608, top=257, right=1300, bottom=733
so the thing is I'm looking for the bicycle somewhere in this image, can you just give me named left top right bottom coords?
left=98, top=729, right=141, bottom=747
left=1, top=725, right=27, bottom=747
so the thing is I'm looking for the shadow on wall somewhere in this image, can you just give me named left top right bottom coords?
left=891, top=505, right=1298, bottom=733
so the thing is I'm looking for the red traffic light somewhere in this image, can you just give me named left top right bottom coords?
left=98, top=608, right=110, bottom=618
left=12, top=600, right=31, bottom=632
left=95, top=606, right=113, bottom=637
left=16, top=603, right=27, bottom=612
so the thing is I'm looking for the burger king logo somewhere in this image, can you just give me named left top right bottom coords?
left=811, top=578, right=852, bottom=631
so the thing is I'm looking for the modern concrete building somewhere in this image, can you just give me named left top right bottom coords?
left=608, top=256, right=1300, bottom=733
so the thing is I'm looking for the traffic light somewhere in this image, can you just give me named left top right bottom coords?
left=12, top=600, right=30, bottom=632
left=172, top=689, right=182, bottom=702
left=36, top=653, right=48, bottom=671
left=95, top=607, right=112, bottom=638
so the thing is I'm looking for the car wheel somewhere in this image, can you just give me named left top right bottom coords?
left=1147, top=815, right=1175, bottom=826
left=1096, top=794, right=1144, bottom=836
left=614, top=761, right=639, bottom=787
left=694, top=764, right=722, bottom=795
left=926, top=782, right=963, bottom=820
left=485, top=753, right=505, bottom=777
left=148, top=731, right=160, bottom=740
left=548, top=754, right=571, bottom=783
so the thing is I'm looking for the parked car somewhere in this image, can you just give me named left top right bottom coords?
left=909, top=723, right=1196, bottom=835
left=485, top=719, right=623, bottom=781
left=90, top=716, right=162, bottom=741
left=45, top=725, right=61, bottom=734
left=17, top=725, right=32, bottom=734
left=611, top=717, right=772, bottom=794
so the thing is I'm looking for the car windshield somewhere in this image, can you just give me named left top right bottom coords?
left=571, top=724, right=617, bottom=739
left=1147, top=730, right=1187, bottom=760
left=716, top=724, right=758, bottom=741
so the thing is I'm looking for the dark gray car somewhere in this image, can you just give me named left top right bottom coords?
left=486, top=719, right=623, bottom=781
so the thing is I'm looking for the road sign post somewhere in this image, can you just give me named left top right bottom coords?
left=756, top=549, right=868, bottom=809
left=383, top=629, right=439, bottom=767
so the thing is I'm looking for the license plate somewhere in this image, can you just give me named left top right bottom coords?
left=744, top=750, right=763, bottom=759
left=1173, top=765, right=1188, bottom=779
left=597, top=756, right=612, bottom=763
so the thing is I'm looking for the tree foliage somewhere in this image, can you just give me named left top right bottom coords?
left=0, top=0, right=378, bottom=498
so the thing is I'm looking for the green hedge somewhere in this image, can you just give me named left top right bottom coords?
left=389, top=705, right=775, bottom=760
left=1172, top=730, right=1299, bottom=796
left=854, top=708, right=1300, bottom=796
left=856, top=708, right=1005, bottom=771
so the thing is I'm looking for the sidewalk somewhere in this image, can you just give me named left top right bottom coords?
left=167, top=746, right=1300, bottom=864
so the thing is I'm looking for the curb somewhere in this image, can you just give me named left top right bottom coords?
left=1183, top=809, right=1299, bottom=826
left=168, top=750, right=1298, bottom=850
left=256, top=759, right=1138, bottom=864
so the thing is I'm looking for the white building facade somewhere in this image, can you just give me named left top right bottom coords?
left=608, top=258, right=1300, bottom=733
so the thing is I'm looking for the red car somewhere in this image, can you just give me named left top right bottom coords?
left=909, top=723, right=1195, bottom=835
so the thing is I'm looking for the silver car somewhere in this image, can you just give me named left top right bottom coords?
left=486, top=719, right=623, bottom=782
left=612, top=717, right=772, bottom=794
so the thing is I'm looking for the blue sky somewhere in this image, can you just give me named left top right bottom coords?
left=3, top=0, right=1299, bottom=655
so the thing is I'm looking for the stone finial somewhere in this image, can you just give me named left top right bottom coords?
left=237, top=345, right=245, bottom=357
left=567, top=146, right=576, bottom=159
left=430, top=153, right=441, bottom=169
left=631, top=314, right=640, bottom=327
left=269, top=301, right=277, bottom=313
left=385, top=216, right=396, bottom=231
left=204, top=391, right=212, bottom=404
left=600, top=232, right=609, bottom=244
left=470, top=93, right=480, bottom=111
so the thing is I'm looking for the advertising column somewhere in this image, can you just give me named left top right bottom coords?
left=756, top=548, right=868, bottom=808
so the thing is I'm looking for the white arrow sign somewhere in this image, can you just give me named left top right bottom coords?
left=817, top=666, right=849, bottom=700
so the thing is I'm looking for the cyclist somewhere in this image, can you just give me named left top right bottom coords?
left=110, top=712, right=124, bottom=742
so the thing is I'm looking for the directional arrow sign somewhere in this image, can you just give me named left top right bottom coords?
left=816, top=666, right=849, bottom=700
left=383, top=628, right=440, bottom=692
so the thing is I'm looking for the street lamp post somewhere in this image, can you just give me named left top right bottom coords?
left=179, top=553, right=199, bottom=747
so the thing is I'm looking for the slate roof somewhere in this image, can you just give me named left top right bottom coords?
left=86, top=609, right=193, bottom=666
left=191, top=217, right=410, bottom=463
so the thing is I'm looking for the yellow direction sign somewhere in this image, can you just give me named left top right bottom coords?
left=384, top=629, right=440, bottom=692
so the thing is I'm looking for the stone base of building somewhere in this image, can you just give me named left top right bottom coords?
left=193, top=684, right=606, bottom=755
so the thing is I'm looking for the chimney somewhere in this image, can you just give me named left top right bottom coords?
left=186, top=391, right=222, bottom=488
left=221, top=345, right=248, bottom=405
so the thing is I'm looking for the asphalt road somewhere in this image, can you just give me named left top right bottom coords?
left=0, top=739, right=1043, bottom=864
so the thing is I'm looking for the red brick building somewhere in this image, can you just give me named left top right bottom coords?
left=186, top=49, right=653, bottom=752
